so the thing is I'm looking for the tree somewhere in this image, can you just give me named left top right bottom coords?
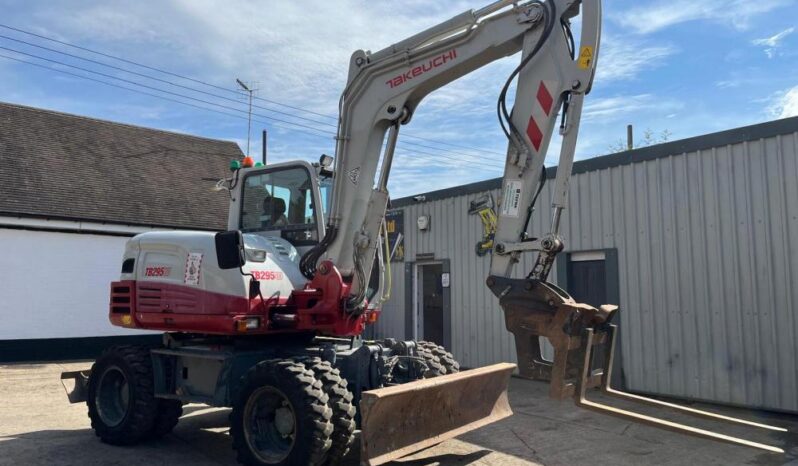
left=607, top=128, right=672, bottom=154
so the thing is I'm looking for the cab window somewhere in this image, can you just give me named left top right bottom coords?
left=240, top=167, right=320, bottom=245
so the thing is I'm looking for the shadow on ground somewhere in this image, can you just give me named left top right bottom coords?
left=0, top=408, right=498, bottom=466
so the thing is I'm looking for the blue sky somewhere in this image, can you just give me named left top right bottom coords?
left=1, top=0, right=796, bottom=197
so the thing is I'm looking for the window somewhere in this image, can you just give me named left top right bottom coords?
left=319, top=176, right=332, bottom=217
left=240, top=167, right=320, bottom=244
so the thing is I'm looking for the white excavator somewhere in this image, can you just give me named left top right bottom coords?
left=61, top=0, right=786, bottom=464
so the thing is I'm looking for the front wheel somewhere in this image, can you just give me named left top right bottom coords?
left=303, top=358, right=356, bottom=466
left=230, top=360, right=333, bottom=465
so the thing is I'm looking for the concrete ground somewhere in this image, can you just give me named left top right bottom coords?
left=1, top=362, right=797, bottom=465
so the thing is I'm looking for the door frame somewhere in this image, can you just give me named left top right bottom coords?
left=404, top=258, right=452, bottom=349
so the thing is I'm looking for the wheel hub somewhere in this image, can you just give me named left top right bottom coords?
left=95, top=365, right=130, bottom=427
left=244, top=386, right=296, bottom=464
left=274, top=404, right=294, bottom=437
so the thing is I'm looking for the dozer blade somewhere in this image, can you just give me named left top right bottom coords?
left=359, top=362, right=515, bottom=466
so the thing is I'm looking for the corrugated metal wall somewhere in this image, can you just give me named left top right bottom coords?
left=374, top=122, right=798, bottom=413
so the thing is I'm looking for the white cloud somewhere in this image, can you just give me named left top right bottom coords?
left=715, top=79, right=742, bottom=89
left=752, top=27, right=795, bottom=58
left=753, top=27, right=795, bottom=47
left=596, top=36, right=676, bottom=83
left=614, top=0, right=789, bottom=34
left=583, top=94, right=684, bottom=122
left=769, top=86, right=798, bottom=119
left=30, top=1, right=473, bottom=115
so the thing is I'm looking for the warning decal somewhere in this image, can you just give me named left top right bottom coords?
left=500, top=181, right=522, bottom=218
left=184, top=252, right=203, bottom=286
left=578, top=46, right=594, bottom=69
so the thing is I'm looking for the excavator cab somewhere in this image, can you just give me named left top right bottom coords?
left=234, top=161, right=329, bottom=251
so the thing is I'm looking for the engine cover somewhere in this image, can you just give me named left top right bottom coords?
left=108, top=231, right=371, bottom=336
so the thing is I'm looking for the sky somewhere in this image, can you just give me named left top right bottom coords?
left=0, top=0, right=797, bottom=198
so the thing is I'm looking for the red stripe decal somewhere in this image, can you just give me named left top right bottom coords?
left=526, top=117, right=543, bottom=151
left=537, top=82, right=553, bottom=116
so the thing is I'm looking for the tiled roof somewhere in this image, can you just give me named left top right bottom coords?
left=0, top=102, right=243, bottom=229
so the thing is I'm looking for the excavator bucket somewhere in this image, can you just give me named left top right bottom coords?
left=359, top=363, right=515, bottom=465
left=488, top=276, right=787, bottom=454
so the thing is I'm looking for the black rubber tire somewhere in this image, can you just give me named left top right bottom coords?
left=230, top=360, right=333, bottom=466
left=415, top=344, right=447, bottom=377
left=87, top=345, right=158, bottom=446
left=303, top=358, right=356, bottom=466
left=149, top=399, right=183, bottom=438
left=418, top=341, right=460, bottom=375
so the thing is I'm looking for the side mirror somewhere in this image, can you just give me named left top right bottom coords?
left=215, top=230, right=245, bottom=269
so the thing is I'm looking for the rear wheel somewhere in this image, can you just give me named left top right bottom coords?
left=418, top=341, right=460, bottom=375
left=230, top=360, right=333, bottom=465
left=416, top=344, right=446, bottom=377
left=87, top=345, right=158, bottom=445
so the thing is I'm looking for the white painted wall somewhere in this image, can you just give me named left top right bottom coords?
left=0, top=228, right=156, bottom=339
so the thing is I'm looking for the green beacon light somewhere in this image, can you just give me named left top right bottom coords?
left=229, top=160, right=242, bottom=171
left=254, top=162, right=264, bottom=167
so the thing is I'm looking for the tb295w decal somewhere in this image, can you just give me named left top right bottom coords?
left=252, top=271, right=284, bottom=280
left=144, top=266, right=171, bottom=277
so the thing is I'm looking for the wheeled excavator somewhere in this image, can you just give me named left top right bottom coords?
left=61, top=0, right=787, bottom=464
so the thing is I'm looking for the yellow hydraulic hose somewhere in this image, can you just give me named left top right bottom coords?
left=379, top=218, right=391, bottom=303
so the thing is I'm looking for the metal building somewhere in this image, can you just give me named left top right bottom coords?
left=372, top=116, right=798, bottom=413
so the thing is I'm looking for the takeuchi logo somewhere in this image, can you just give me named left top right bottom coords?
left=385, top=49, right=458, bottom=88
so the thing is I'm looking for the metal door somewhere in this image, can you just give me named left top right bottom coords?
left=417, top=263, right=444, bottom=345
left=567, top=259, right=608, bottom=308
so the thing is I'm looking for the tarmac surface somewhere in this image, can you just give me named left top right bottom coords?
left=2, top=362, right=798, bottom=465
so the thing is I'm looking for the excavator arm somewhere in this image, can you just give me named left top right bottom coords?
left=301, top=0, right=599, bottom=310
